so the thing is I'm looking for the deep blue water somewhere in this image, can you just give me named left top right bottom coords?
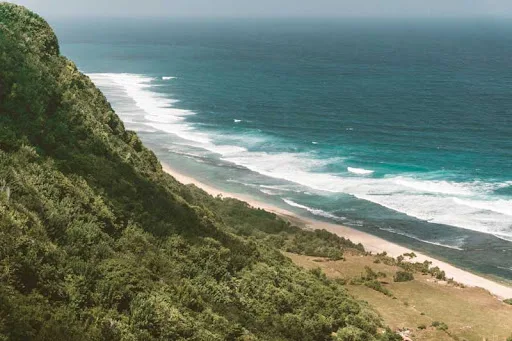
left=53, top=18, right=512, bottom=280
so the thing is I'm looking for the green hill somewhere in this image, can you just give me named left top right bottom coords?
left=0, top=3, right=401, bottom=340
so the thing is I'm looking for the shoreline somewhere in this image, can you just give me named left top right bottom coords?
left=161, top=163, right=512, bottom=300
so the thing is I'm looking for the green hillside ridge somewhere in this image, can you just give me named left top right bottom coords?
left=0, top=3, right=402, bottom=340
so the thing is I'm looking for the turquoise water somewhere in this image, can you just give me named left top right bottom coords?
left=53, top=18, right=512, bottom=279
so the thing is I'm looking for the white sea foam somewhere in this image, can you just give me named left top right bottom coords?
left=88, top=73, right=247, bottom=156
left=234, top=119, right=242, bottom=123
left=89, top=72, right=512, bottom=242
left=259, top=189, right=278, bottom=196
left=162, top=76, right=176, bottom=80
left=259, top=184, right=305, bottom=193
left=380, top=227, right=465, bottom=250
left=283, top=199, right=345, bottom=222
left=166, top=149, right=206, bottom=159
left=453, top=198, right=512, bottom=216
left=347, top=167, right=374, bottom=175
left=392, top=177, right=475, bottom=196
left=223, top=152, right=512, bottom=239
left=497, top=266, right=512, bottom=272
left=493, top=234, right=512, bottom=242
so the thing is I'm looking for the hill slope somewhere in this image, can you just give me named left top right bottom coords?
left=0, top=3, right=401, bottom=341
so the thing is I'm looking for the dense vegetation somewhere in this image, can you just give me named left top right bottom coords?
left=0, top=3, right=402, bottom=340
left=393, top=271, right=414, bottom=283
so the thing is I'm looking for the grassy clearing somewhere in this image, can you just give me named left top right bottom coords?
left=286, top=251, right=512, bottom=341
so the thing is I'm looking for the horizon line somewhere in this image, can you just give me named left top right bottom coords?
left=45, top=15, right=512, bottom=20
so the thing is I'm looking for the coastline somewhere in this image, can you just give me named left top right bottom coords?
left=162, top=162, right=512, bottom=300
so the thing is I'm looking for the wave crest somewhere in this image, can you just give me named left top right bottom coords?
left=283, top=199, right=345, bottom=222
left=347, top=167, right=374, bottom=175
left=380, top=227, right=465, bottom=250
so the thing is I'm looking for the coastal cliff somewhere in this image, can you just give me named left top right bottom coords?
left=0, top=3, right=400, bottom=340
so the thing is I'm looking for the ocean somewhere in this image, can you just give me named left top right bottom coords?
left=52, top=18, right=512, bottom=280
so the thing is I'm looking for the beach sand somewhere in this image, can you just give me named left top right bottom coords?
left=162, top=163, right=512, bottom=300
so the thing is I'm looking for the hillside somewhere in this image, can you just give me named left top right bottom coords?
left=288, top=252, right=512, bottom=341
left=0, top=3, right=403, bottom=341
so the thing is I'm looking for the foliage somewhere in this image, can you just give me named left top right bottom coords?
left=360, top=266, right=386, bottom=282
left=428, top=266, right=447, bottom=280
left=431, top=321, right=448, bottom=331
left=334, top=325, right=370, bottom=341
left=0, top=3, right=401, bottom=341
left=402, top=252, right=416, bottom=259
left=393, top=271, right=414, bottom=283
left=374, top=252, right=447, bottom=280
left=350, top=267, right=393, bottom=297
left=503, top=298, right=512, bottom=305
left=364, top=280, right=393, bottom=297
left=379, top=328, right=403, bottom=341
left=188, top=195, right=364, bottom=260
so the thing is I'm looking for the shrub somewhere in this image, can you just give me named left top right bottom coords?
left=429, top=267, right=446, bottom=280
left=393, top=271, right=414, bottom=282
left=309, top=267, right=327, bottom=281
left=352, top=267, right=394, bottom=297
left=380, top=328, right=403, bottom=341
left=417, top=324, right=427, bottom=330
left=431, top=321, right=448, bottom=331
left=362, top=266, right=378, bottom=281
left=364, top=280, right=393, bottom=297
left=438, top=323, right=448, bottom=331
left=334, top=326, right=367, bottom=341
left=362, top=267, right=387, bottom=281
left=335, top=278, right=347, bottom=285
left=503, top=298, right=512, bottom=305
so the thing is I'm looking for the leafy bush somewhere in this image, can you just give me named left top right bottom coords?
left=380, top=328, right=403, bottom=341
left=364, top=280, right=393, bottom=297
left=432, top=321, right=448, bottom=331
left=429, top=266, right=447, bottom=280
left=350, top=267, right=393, bottom=297
left=393, top=271, right=414, bottom=282
left=373, top=253, right=450, bottom=281
left=363, top=266, right=379, bottom=281
left=504, top=298, right=512, bottom=305
left=335, top=325, right=369, bottom=341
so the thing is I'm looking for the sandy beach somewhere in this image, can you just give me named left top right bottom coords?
left=162, top=163, right=512, bottom=300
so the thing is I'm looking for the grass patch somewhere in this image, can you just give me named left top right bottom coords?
left=284, top=251, right=512, bottom=341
